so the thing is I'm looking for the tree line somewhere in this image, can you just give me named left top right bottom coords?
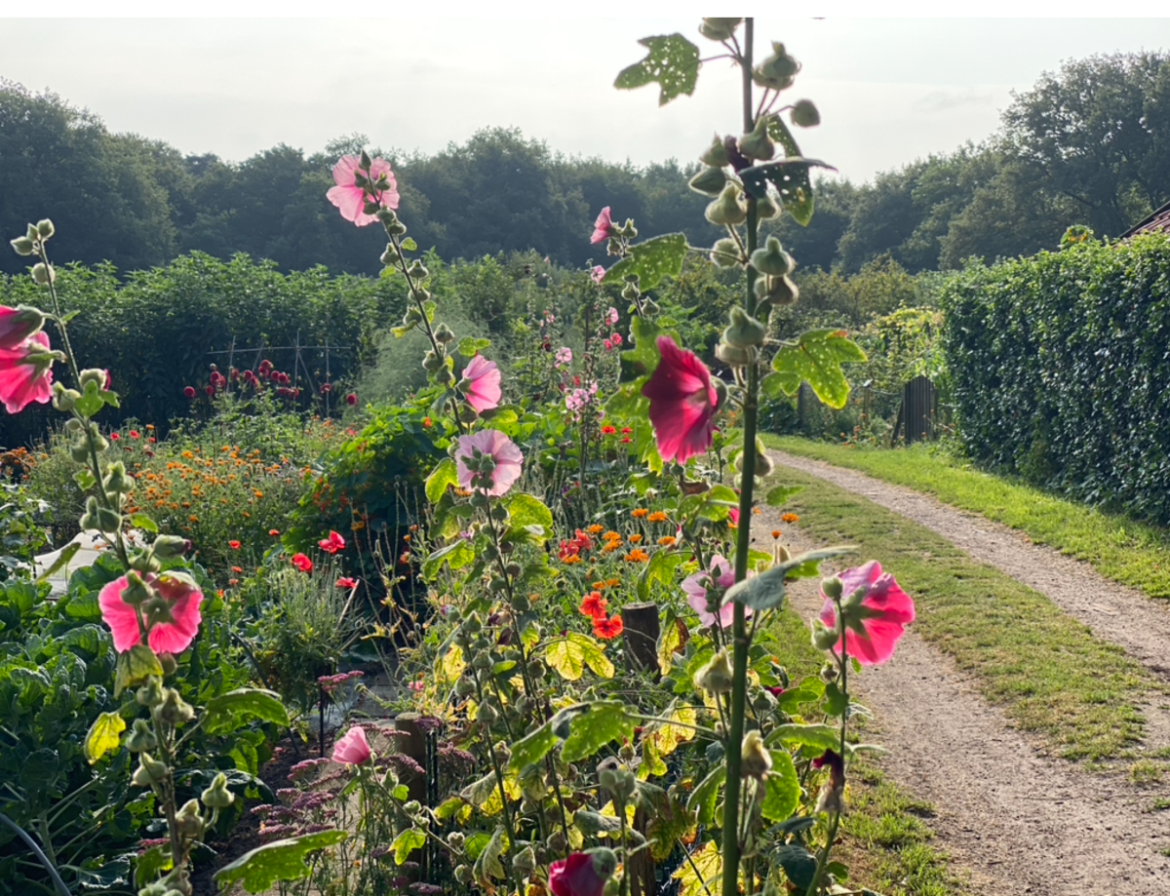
left=3, top=50, right=1170, bottom=278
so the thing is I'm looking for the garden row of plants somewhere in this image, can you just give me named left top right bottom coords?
left=942, top=230, right=1170, bottom=525
left=1, top=18, right=926, bottom=896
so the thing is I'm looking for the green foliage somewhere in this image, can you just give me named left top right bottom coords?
left=941, top=233, right=1170, bottom=525
left=615, top=34, right=702, bottom=106
left=213, top=830, right=348, bottom=894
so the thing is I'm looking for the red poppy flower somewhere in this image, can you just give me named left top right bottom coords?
left=268, top=529, right=280, bottom=537
left=228, top=540, right=241, bottom=550
left=592, top=614, right=623, bottom=640
left=579, top=591, right=608, bottom=620
left=291, top=553, right=313, bottom=573
left=318, top=531, right=346, bottom=554
left=336, top=577, right=358, bottom=590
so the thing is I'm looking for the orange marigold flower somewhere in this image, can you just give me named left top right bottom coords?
left=602, top=543, right=621, bottom=554
left=603, top=531, right=622, bottom=542
left=771, top=530, right=783, bottom=539
left=563, top=555, right=584, bottom=564
left=591, top=581, right=607, bottom=590
left=624, top=549, right=650, bottom=563
left=188, top=515, right=198, bottom=523
left=587, top=524, right=605, bottom=535
left=232, top=566, right=243, bottom=574
left=628, top=533, right=643, bottom=544
left=606, top=578, right=621, bottom=588
left=579, top=591, right=608, bottom=619
left=781, top=513, right=800, bottom=523
left=658, top=536, right=677, bottom=547
left=631, top=508, right=649, bottom=519
left=647, top=511, right=668, bottom=523
left=593, top=614, right=624, bottom=640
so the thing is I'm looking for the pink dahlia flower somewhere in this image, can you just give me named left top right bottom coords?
left=550, top=850, right=618, bottom=896
left=326, top=155, right=400, bottom=226
left=818, top=561, right=915, bottom=665
left=0, top=331, right=55, bottom=414
left=99, top=571, right=204, bottom=655
left=590, top=207, right=614, bottom=245
left=640, top=336, right=719, bottom=464
left=682, top=554, right=752, bottom=628
left=455, top=430, right=524, bottom=497
left=332, top=726, right=372, bottom=766
left=460, top=354, right=502, bottom=414
left=0, top=306, right=44, bottom=351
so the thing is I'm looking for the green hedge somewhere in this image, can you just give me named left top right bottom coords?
left=941, top=233, right=1170, bottom=523
left=0, top=252, right=409, bottom=446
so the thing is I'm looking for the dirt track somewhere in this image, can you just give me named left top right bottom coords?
left=755, top=450, right=1170, bottom=895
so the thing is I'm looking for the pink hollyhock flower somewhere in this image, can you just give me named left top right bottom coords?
left=640, top=336, right=719, bottom=464
left=590, top=207, right=614, bottom=245
left=605, top=307, right=619, bottom=327
left=0, top=331, right=55, bottom=414
left=346, top=392, right=358, bottom=406
left=336, top=576, right=358, bottom=590
left=728, top=507, right=740, bottom=528
left=99, top=571, right=204, bottom=654
left=682, top=555, right=752, bottom=628
left=183, top=386, right=196, bottom=399
left=319, top=531, right=346, bottom=554
left=0, top=306, right=44, bottom=351
left=327, top=155, right=400, bottom=226
left=609, top=332, right=622, bottom=347
left=332, top=726, right=372, bottom=765
left=460, top=354, right=502, bottom=414
left=549, top=850, right=618, bottom=896
left=455, top=430, right=524, bottom=497
left=555, top=347, right=573, bottom=368
left=591, top=265, right=606, bottom=284
left=291, top=553, right=313, bottom=573
left=818, top=561, right=915, bottom=665
left=603, top=339, right=613, bottom=352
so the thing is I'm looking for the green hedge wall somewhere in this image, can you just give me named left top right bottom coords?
left=941, top=233, right=1170, bottom=523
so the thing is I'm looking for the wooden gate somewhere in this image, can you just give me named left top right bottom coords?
left=891, top=375, right=937, bottom=445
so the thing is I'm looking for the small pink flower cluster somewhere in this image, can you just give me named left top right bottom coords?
left=565, top=380, right=599, bottom=418
left=317, top=669, right=364, bottom=695
left=287, top=757, right=333, bottom=780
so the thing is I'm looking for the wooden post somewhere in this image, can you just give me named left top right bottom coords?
left=622, top=603, right=660, bottom=676
left=393, top=711, right=428, bottom=803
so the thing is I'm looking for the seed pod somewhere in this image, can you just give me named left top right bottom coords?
left=791, top=99, right=820, bottom=128
left=705, top=183, right=748, bottom=227
left=750, top=236, right=794, bottom=277
left=710, top=238, right=741, bottom=268
left=698, top=17, right=742, bottom=41
left=699, top=133, right=731, bottom=167
left=688, top=165, right=728, bottom=197
left=738, top=115, right=776, bottom=162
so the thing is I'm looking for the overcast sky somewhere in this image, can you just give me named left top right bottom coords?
left=3, top=15, right=1170, bottom=184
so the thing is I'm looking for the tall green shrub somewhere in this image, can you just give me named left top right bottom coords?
left=941, top=232, right=1170, bottom=522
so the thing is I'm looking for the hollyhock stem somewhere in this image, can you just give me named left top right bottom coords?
left=721, top=19, right=759, bottom=896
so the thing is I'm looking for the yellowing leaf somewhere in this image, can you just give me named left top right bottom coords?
left=639, top=736, right=667, bottom=780
left=652, top=706, right=697, bottom=757
left=567, top=631, right=615, bottom=679
left=437, top=644, right=465, bottom=685
left=545, top=638, right=586, bottom=681
left=672, top=840, right=722, bottom=896
left=84, top=711, right=125, bottom=764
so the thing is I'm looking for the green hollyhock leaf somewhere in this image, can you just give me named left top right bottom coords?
left=765, top=485, right=803, bottom=507
left=687, top=765, right=725, bottom=826
left=561, top=701, right=636, bottom=762
left=615, top=34, right=701, bottom=106
left=760, top=750, right=800, bottom=821
left=114, top=643, right=163, bottom=697
left=767, top=328, right=867, bottom=409
left=567, top=631, right=615, bottom=679
left=506, top=493, right=554, bottom=544
left=604, top=233, right=688, bottom=291
left=508, top=720, right=559, bottom=773
left=203, top=688, right=289, bottom=735
left=213, top=831, right=348, bottom=893
left=421, top=539, right=475, bottom=579
left=425, top=458, right=458, bottom=504
left=765, top=115, right=803, bottom=158
left=739, top=157, right=835, bottom=227
left=765, top=723, right=841, bottom=753
left=392, top=829, right=427, bottom=865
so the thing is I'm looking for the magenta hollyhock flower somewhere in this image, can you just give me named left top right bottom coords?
left=591, top=265, right=606, bottom=284
left=0, top=331, right=55, bottom=415
left=682, top=554, right=752, bottom=628
left=590, top=207, right=614, bottom=245
left=98, top=571, right=204, bottom=655
left=818, top=561, right=915, bottom=665
left=455, top=430, right=524, bottom=497
left=327, top=155, right=401, bottom=226
left=0, top=306, right=44, bottom=351
left=549, top=850, right=618, bottom=896
left=332, top=726, right=372, bottom=766
left=460, top=354, right=502, bottom=414
left=318, top=531, right=346, bottom=555
left=346, top=392, right=358, bottom=406
left=640, top=336, right=719, bottom=464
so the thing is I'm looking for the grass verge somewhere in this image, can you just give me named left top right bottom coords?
left=769, top=605, right=967, bottom=895
left=766, top=436, right=1170, bottom=600
left=762, top=464, right=1155, bottom=763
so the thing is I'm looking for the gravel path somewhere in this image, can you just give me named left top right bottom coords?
left=753, top=452, right=1170, bottom=895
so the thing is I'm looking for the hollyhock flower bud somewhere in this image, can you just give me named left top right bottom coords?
left=710, top=238, right=740, bottom=268
left=36, top=219, right=55, bottom=239
left=698, top=17, right=742, bottom=41
left=201, top=772, right=236, bottom=809
left=175, top=799, right=205, bottom=838
left=705, top=183, right=748, bottom=227
left=750, top=236, right=795, bottom=277
left=688, top=166, right=728, bottom=196
left=30, top=263, right=54, bottom=286
left=125, top=719, right=157, bottom=753
left=791, top=99, right=821, bottom=128
left=9, top=236, right=36, bottom=256
left=136, top=677, right=165, bottom=708
left=694, top=648, right=734, bottom=694
left=52, top=383, right=78, bottom=412
left=132, top=753, right=169, bottom=787
left=753, top=42, right=801, bottom=91
left=700, top=133, right=731, bottom=168
left=741, top=729, right=773, bottom=780
left=513, top=845, right=537, bottom=877
left=722, top=307, right=767, bottom=349
left=737, top=115, right=776, bottom=162
left=158, top=688, right=195, bottom=725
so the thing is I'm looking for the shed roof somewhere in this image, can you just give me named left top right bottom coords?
left=1121, top=200, right=1170, bottom=238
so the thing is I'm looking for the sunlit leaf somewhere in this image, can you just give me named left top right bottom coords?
left=562, top=702, right=636, bottom=763
left=84, top=711, right=125, bottom=764
left=424, top=458, right=458, bottom=504
left=615, top=34, right=701, bottom=106
left=740, top=157, right=835, bottom=227
left=766, top=328, right=867, bottom=409
left=672, top=840, right=722, bottom=896
left=604, top=233, right=688, bottom=291
left=213, top=831, right=347, bottom=893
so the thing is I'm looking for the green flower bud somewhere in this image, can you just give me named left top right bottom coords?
left=694, top=648, right=734, bottom=694
left=755, top=273, right=799, bottom=308
left=722, top=307, right=767, bottom=349
left=103, top=461, right=134, bottom=496
left=422, top=350, right=444, bottom=373
left=10, top=236, right=36, bottom=256
left=454, top=865, right=473, bottom=885
left=738, top=115, right=776, bottom=163
left=79, top=368, right=107, bottom=390
left=740, top=730, right=773, bottom=779
left=201, top=772, right=236, bottom=809
left=36, top=219, right=54, bottom=239
left=756, top=194, right=781, bottom=221
left=158, top=652, right=177, bottom=676
left=688, top=166, right=728, bottom=197
left=812, top=618, right=840, bottom=651
left=406, top=260, right=429, bottom=281
left=589, top=848, right=619, bottom=883
left=822, top=576, right=844, bottom=602
left=52, top=383, right=79, bottom=412
left=158, top=688, right=195, bottom=726
left=699, top=134, right=731, bottom=167
left=621, top=281, right=640, bottom=302
left=477, top=702, right=498, bottom=725
left=791, top=99, right=820, bottom=128
left=753, top=42, right=801, bottom=91
left=472, top=653, right=494, bottom=671
left=31, top=262, right=55, bottom=287
left=454, top=676, right=476, bottom=698
left=710, top=238, right=740, bottom=268
left=152, top=535, right=190, bottom=559
left=492, top=741, right=511, bottom=765
left=448, top=831, right=465, bottom=850
left=751, top=236, right=794, bottom=277
left=175, top=799, right=204, bottom=838
left=435, top=366, right=455, bottom=386
left=132, top=752, right=169, bottom=787
left=715, top=342, right=752, bottom=367
left=698, top=17, right=742, bottom=41
left=434, top=323, right=455, bottom=344
left=126, top=719, right=157, bottom=752
left=705, top=740, right=725, bottom=764
left=513, top=846, right=537, bottom=877
left=137, top=676, right=165, bottom=708
left=705, top=183, right=747, bottom=227
left=404, top=306, right=423, bottom=326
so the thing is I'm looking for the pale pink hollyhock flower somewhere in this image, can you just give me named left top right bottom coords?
left=640, top=336, right=719, bottom=464
left=326, top=155, right=400, bottom=226
left=555, top=347, right=573, bottom=368
left=99, top=571, right=204, bottom=654
left=332, top=726, right=372, bottom=765
left=0, top=306, right=44, bottom=350
left=682, top=555, right=752, bottom=628
left=455, top=430, right=524, bottom=497
left=591, top=266, right=606, bottom=284
left=550, top=850, right=617, bottom=896
left=0, top=331, right=55, bottom=414
left=591, top=207, right=614, bottom=245
left=605, top=307, right=619, bottom=327
left=819, top=561, right=915, bottom=665
left=461, top=354, right=502, bottom=414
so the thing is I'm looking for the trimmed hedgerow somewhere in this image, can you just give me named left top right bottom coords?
left=941, top=232, right=1170, bottom=524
